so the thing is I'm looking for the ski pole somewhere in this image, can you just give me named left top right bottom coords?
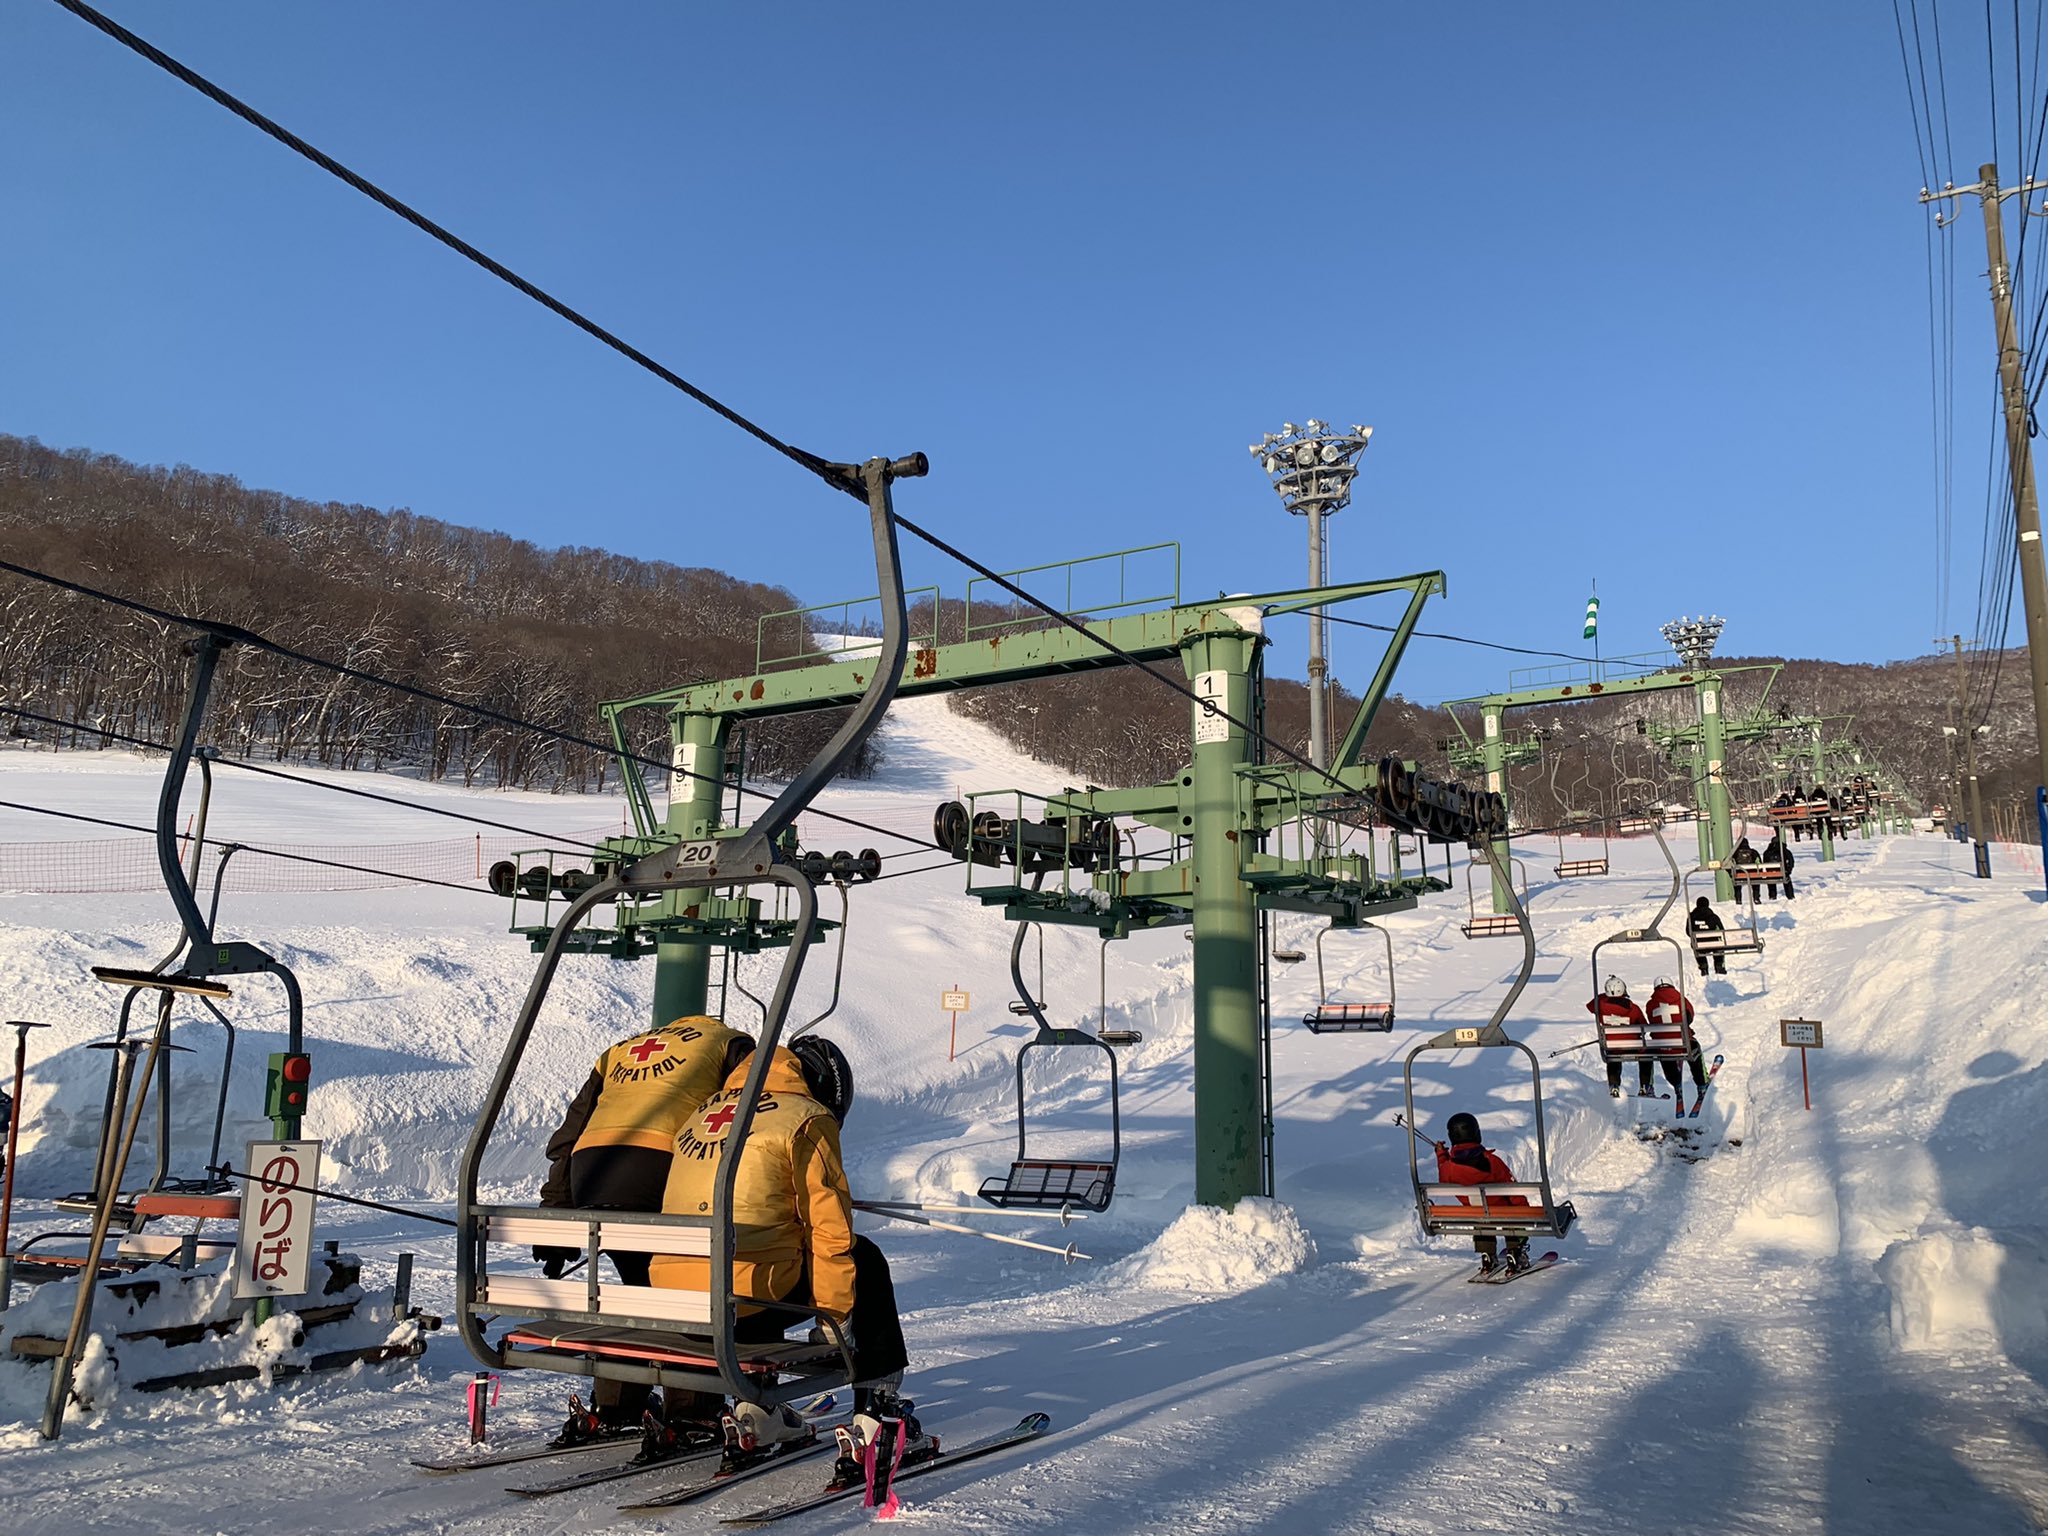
left=854, top=1201, right=1090, bottom=1262
left=1547, top=1037, right=1600, bottom=1058
left=860, top=1198, right=1088, bottom=1225
left=1392, top=1114, right=1443, bottom=1150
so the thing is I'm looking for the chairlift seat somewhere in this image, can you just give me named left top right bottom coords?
left=1416, top=1182, right=1577, bottom=1239
left=1461, top=914, right=1522, bottom=939
left=978, top=1159, right=1114, bottom=1212
left=132, top=1193, right=240, bottom=1222
left=1690, top=929, right=1763, bottom=956
left=500, top=1321, right=840, bottom=1378
left=1554, top=858, right=1610, bottom=879
left=1303, top=1002, right=1395, bottom=1034
left=1097, top=1029, right=1143, bottom=1047
left=1728, top=861, right=1785, bottom=883
left=114, top=1233, right=237, bottom=1261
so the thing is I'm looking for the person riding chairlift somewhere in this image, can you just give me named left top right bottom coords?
left=1588, top=975, right=1652, bottom=1098
left=1432, top=1111, right=1531, bottom=1277
left=653, top=1036, right=924, bottom=1487
left=1644, top=976, right=1709, bottom=1115
left=1687, top=896, right=1726, bottom=977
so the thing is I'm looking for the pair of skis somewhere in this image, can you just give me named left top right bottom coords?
left=1468, top=1249, right=1560, bottom=1285
left=711, top=1412, right=1053, bottom=1526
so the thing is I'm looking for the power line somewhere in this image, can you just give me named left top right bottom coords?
left=0, top=557, right=940, bottom=855
left=0, top=703, right=611, bottom=852
left=39, top=2, right=1441, bottom=809
left=0, top=797, right=498, bottom=897
left=1319, top=610, right=1667, bottom=670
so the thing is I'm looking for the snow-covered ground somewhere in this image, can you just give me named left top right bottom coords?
left=2, top=699, right=2046, bottom=1534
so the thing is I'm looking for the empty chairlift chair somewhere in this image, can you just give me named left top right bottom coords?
left=1553, top=820, right=1611, bottom=879
left=1404, top=841, right=1576, bottom=1243
left=977, top=914, right=1120, bottom=1214
left=1302, top=921, right=1397, bottom=1033
left=1461, top=853, right=1528, bottom=940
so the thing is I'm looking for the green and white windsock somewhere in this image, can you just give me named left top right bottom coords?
left=1582, top=592, right=1599, bottom=641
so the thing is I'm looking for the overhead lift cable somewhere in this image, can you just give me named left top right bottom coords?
left=0, top=704, right=611, bottom=854
left=0, top=798, right=500, bottom=897
left=43, top=0, right=1445, bottom=806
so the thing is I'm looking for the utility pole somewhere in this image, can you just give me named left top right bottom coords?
left=1942, top=634, right=1992, bottom=877
left=1923, top=164, right=2048, bottom=888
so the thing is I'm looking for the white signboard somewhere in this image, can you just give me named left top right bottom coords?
left=234, top=1140, right=322, bottom=1300
left=1192, top=670, right=1230, bottom=745
left=1780, top=1018, right=1824, bottom=1049
left=940, top=989, right=971, bottom=1013
left=669, top=742, right=700, bottom=807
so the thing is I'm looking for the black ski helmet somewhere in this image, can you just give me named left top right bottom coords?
left=789, top=1035, right=854, bottom=1124
left=1445, top=1111, right=1481, bottom=1146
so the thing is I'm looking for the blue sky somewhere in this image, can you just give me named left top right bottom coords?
left=0, top=2, right=2015, bottom=702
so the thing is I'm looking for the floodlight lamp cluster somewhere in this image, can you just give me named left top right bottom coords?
left=1248, top=419, right=1374, bottom=517
left=1660, top=614, right=1726, bottom=669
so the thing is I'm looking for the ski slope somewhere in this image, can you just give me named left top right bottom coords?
left=2, top=700, right=2047, bottom=1535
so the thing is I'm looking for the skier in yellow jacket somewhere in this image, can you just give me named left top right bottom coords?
left=537, top=1013, right=753, bottom=1447
left=653, top=1037, right=917, bottom=1479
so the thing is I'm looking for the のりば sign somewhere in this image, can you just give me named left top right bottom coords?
left=233, top=1140, right=322, bottom=1299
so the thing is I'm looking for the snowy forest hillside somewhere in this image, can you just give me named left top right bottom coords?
left=2, top=691, right=2046, bottom=1535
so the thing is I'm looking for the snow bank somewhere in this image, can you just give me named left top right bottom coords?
left=1877, top=1225, right=2048, bottom=1354
left=1100, top=1196, right=1315, bottom=1294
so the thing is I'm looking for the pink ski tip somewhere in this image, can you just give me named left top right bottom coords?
left=874, top=1492, right=901, bottom=1519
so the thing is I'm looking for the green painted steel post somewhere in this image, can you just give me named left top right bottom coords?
left=1693, top=739, right=1714, bottom=873
left=1182, top=623, right=1263, bottom=1209
left=653, top=712, right=730, bottom=1027
left=1481, top=704, right=1513, bottom=913
left=1809, top=728, right=1836, bottom=863
left=1699, top=676, right=1735, bottom=901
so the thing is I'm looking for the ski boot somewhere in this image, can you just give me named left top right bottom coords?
left=1503, top=1242, right=1530, bottom=1276
left=631, top=1403, right=714, bottom=1467
left=1608, top=1086, right=1622, bottom=1099
left=828, top=1421, right=869, bottom=1492
left=1475, top=1252, right=1496, bottom=1277
left=547, top=1393, right=631, bottom=1450
left=718, top=1401, right=812, bottom=1475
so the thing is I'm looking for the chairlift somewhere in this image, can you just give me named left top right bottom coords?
left=1460, top=853, right=1527, bottom=940
left=1553, top=819, right=1611, bottom=879
left=1093, top=938, right=1142, bottom=1048
left=977, top=901, right=1121, bottom=1213
left=1302, top=922, right=1396, bottom=1033
left=1681, top=864, right=1763, bottom=961
left=1588, top=823, right=1698, bottom=1071
left=454, top=453, right=924, bottom=1411
left=1402, top=840, right=1577, bottom=1242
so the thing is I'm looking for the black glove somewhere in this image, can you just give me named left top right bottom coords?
left=532, top=1245, right=580, bottom=1279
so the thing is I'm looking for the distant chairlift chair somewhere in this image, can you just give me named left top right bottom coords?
left=1589, top=822, right=1699, bottom=1077
left=1553, top=820, right=1611, bottom=879
left=1302, top=921, right=1396, bottom=1033
left=1404, top=840, right=1577, bottom=1243
left=1460, top=853, right=1528, bottom=940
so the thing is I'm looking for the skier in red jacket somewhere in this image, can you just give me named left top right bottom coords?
left=1589, top=976, right=1652, bottom=1098
left=1645, top=977, right=1709, bottom=1113
left=1433, top=1111, right=1531, bottom=1276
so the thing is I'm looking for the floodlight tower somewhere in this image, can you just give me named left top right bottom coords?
left=1251, top=421, right=1373, bottom=769
left=1660, top=615, right=1736, bottom=895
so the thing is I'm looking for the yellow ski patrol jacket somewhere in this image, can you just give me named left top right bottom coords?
left=648, top=1048, right=857, bottom=1320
